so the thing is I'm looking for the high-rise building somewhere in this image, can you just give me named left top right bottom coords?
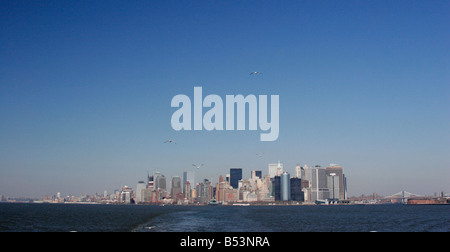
left=135, top=181, right=146, bottom=204
left=303, top=164, right=310, bottom=181
left=147, top=174, right=154, bottom=191
left=281, top=172, right=290, bottom=201
left=183, top=171, right=195, bottom=193
left=197, top=179, right=213, bottom=204
left=230, top=168, right=242, bottom=189
left=154, top=172, right=167, bottom=199
left=184, top=181, right=192, bottom=203
left=120, top=186, right=133, bottom=204
left=272, top=176, right=281, bottom=201
left=311, top=166, right=330, bottom=202
left=171, top=176, right=182, bottom=198
left=290, top=177, right=304, bottom=202
left=325, top=164, right=347, bottom=200
left=295, top=165, right=302, bottom=178
left=269, top=161, right=283, bottom=178
left=251, top=170, right=262, bottom=179
left=295, top=164, right=310, bottom=180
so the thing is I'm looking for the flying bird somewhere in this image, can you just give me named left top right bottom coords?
left=164, top=140, right=176, bottom=144
left=256, top=153, right=264, bottom=158
left=250, top=71, right=262, bottom=75
left=192, top=164, right=204, bottom=169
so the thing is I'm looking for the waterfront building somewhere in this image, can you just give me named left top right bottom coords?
left=183, top=171, right=195, bottom=193
left=171, top=176, right=182, bottom=199
left=120, top=185, right=133, bottom=204
left=325, top=164, right=347, bottom=200
left=290, top=177, right=304, bottom=202
left=184, top=181, right=192, bottom=203
left=135, top=181, right=146, bottom=204
left=281, top=172, right=290, bottom=201
left=311, top=166, right=330, bottom=202
left=230, top=168, right=242, bottom=189
left=272, top=176, right=281, bottom=200
left=154, top=172, right=167, bottom=198
left=197, top=179, right=213, bottom=204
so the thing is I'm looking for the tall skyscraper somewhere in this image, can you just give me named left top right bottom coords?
left=281, top=172, right=290, bottom=201
left=269, top=161, right=283, bottom=178
left=183, top=171, right=195, bottom=193
left=290, top=177, right=304, bottom=202
left=295, top=164, right=310, bottom=180
left=295, top=165, right=302, bottom=178
left=135, top=181, right=146, bottom=204
left=184, top=181, right=192, bottom=203
left=230, top=168, right=242, bottom=189
left=171, top=176, right=182, bottom=198
left=325, top=164, right=347, bottom=200
left=311, top=166, right=330, bottom=202
left=154, top=172, right=167, bottom=198
left=197, top=179, right=213, bottom=204
left=303, top=164, right=310, bottom=181
left=272, top=176, right=281, bottom=201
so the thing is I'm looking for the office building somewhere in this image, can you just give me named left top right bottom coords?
left=252, top=170, right=262, bottom=179
left=325, top=165, right=347, bottom=200
left=184, top=181, right=192, bottom=203
left=281, top=172, right=290, bottom=201
left=272, top=176, right=281, bottom=201
left=269, top=161, right=283, bottom=178
left=171, top=176, right=182, bottom=198
left=311, top=166, right=330, bottom=202
left=290, top=177, right=304, bottom=202
left=183, top=171, right=195, bottom=193
left=230, top=168, right=242, bottom=189
left=135, top=181, right=146, bottom=204
left=197, top=179, right=213, bottom=204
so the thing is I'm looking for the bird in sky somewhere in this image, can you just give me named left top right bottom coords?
left=256, top=153, right=264, bottom=158
left=250, top=71, right=262, bottom=75
left=192, top=164, right=204, bottom=169
left=164, top=140, right=176, bottom=144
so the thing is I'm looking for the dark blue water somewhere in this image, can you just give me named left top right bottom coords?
left=0, top=203, right=448, bottom=232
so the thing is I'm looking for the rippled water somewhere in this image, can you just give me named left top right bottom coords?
left=0, top=203, right=448, bottom=232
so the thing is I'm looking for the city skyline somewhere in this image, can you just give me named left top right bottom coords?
left=1, top=161, right=445, bottom=202
left=1, top=1, right=449, bottom=198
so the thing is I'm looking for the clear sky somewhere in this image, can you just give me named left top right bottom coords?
left=0, top=0, right=449, bottom=198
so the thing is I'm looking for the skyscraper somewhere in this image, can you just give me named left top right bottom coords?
left=311, top=166, right=330, bottom=202
left=272, top=176, right=281, bottom=201
left=325, top=164, right=347, bottom=200
left=251, top=170, right=262, bottom=179
left=184, top=181, right=192, bottom=203
left=230, top=168, right=242, bottom=189
left=290, top=177, right=304, bottom=202
left=135, top=181, right=146, bottom=204
left=171, top=176, right=182, bottom=198
left=197, top=179, right=213, bottom=204
left=154, top=172, right=167, bottom=198
left=183, top=171, right=195, bottom=193
left=281, top=172, right=290, bottom=201
left=269, top=161, right=283, bottom=178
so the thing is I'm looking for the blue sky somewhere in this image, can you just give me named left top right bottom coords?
left=0, top=0, right=449, bottom=197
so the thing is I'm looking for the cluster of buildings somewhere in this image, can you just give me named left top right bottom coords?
left=0, top=162, right=348, bottom=205
left=127, top=162, right=348, bottom=205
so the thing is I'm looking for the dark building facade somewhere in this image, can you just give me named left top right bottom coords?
left=230, top=168, right=242, bottom=189
left=290, top=177, right=304, bottom=202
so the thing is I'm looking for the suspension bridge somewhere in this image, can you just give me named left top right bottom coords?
left=384, top=191, right=423, bottom=204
